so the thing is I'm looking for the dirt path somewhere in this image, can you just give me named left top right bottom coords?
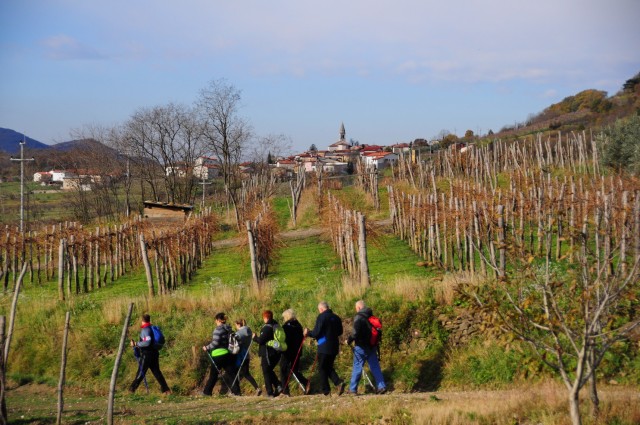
left=7, top=382, right=638, bottom=424
left=213, top=219, right=393, bottom=249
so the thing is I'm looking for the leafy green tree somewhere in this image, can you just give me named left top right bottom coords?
left=599, top=115, right=640, bottom=174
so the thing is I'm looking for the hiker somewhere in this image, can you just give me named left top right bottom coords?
left=234, top=318, right=262, bottom=396
left=303, top=301, right=346, bottom=396
left=280, top=309, right=309, bottom=395
left=129, top=314, right=171, bottom=394
left=201, top=312, right=240, bottom=396
left=252, top=310, right=283, bottom=397
left=347, top=300, right=387, bottom=394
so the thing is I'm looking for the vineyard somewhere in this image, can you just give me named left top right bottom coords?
left=0, top=130, right=639, bottom=425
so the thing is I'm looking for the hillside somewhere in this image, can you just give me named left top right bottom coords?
left=0, top=128, right=50, bottom=154
left=494, top=71, right=640, bottom=138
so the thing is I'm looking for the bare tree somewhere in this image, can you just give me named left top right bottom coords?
left=123, top=103, right=205, bottom=205
left=474, top=213, right=640, bottom=425
left=196, top=79, right=252, bottom=228
left=247, top=133, right=292, bottom=169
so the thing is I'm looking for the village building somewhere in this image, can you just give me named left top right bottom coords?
left=362, top=151, right=398, bottom=169
left=391, top=143, right=412, bottom=155
left=33, top=171, right=52, bottom=183
left=193, top=156, right=220, bottom=180
left=50, top=170, right=71, bottom=182
left=276, top=158, right=297, bottom=169
left=327, top=123, right=352, bottom=152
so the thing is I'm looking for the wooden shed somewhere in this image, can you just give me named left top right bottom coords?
left=143, top=201, right=193, bottom=224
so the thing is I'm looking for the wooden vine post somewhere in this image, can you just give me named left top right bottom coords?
left=0, top=316, right=7, bottom=425
left=107, top=302, right=134, bottom=425
left=289, top=165, right=305, bottom=227
left=246, top=221, right=259, bottom=285
left=357, top=212, right=370, bottom=287
left=56, top=311, right=71, bottom=425
left=139, top=234, right=155, bottom=297
left=58, top=238, right=66, bottom=301
left=4, top=262, right=27, bottom=364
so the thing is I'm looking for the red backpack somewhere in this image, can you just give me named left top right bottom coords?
left=368, top=315, right=382, bottom=347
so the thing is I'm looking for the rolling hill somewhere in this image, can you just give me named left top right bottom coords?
left=0, top=128, right=50, bottom=154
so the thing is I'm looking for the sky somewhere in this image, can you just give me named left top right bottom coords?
left=1, top=0, right=639, bottom=154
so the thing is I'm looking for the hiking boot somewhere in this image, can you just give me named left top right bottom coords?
left=337, top=382, right=346, bottom=396
left=255, top=388, right=262, bottom=397
left=162, top=390, right=172, bottom=396
left=377, top=388, right=387, bottom=395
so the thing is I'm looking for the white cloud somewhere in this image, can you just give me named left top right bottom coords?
left=33, top=0, right=640, bottom=86
left=42, top=35, right=105, bottom=61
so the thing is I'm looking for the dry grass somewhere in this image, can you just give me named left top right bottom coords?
left=403, top=382, right=640, bottom=425
left=383, top=274, right=431, bottom=302
left=336, top=275, right=367, bottom=303
left=248, top=278, right=275, bottom=303
left=433, top=271, right=485, bottom=306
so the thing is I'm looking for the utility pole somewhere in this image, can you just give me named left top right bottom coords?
left=198, top=175, right=211, bottom=210
left=9, top=134, right=35, bottom=234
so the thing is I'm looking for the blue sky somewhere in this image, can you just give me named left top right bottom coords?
left=1, top=0, right=639, bottom=153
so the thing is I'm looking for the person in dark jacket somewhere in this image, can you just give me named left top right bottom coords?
left=129, top=314, right=171, bottom=394
left=304, top=301, right=345, bottom=396
left=234, top=318, right=261, bottom=396
left=201, top=312, right=240, bottom=395
left=280, top=309, right=309, bottom=395
left=252, top=310, right=282, bottom=397
left=347, top=300, right=386, bottom=394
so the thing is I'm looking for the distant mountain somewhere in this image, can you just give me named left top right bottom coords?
left=50, top=138, right=117, bottom=154
left=0, top=128, right=50, bottom=155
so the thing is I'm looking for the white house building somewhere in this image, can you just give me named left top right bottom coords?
left=193, top=156, right=220, bottom=180
left=33, top=171, right=52, bottom=183
left=50, top=170, right=70, bottom=182
left=362, top=151, right=398, bottom=169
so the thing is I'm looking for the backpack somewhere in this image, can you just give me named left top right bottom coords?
left=151, top=325, right=165, bottom=350
left=368, top=316, right=382, bottom=347
left=266, top=324, right=288, bottom=352
left=228, top=331, right=241, bottom=355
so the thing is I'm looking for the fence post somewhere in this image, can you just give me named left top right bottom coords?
left=358, top=212, right=370, bottom=287
left=58, top=239, right=66, bottom=301
left=4, top=262, right=27, bottom=364
left=246, top=221, right=259, bottom=285
left=0, top=316, right=7, bottom=425
left=139, top=234, right=155, bottom=297
left=497, top=205, right=506, bottom=279
left=56, top=311, right=71, bottom=425
left=107, top=302, right=134, bottom=425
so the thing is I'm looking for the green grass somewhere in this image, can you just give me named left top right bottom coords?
left=271, top=196, right=292, bottom=229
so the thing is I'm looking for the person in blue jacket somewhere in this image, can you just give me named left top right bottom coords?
left=129, top=314, right=170, bottom=394
left=304, top=301, right=345, bottom=396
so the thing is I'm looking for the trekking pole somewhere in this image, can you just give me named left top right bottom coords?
left=350, top=346, right=375, bottom=392
left=230, top=339, right=253, bottom=390
left=283, top=336, right=305, bottom=393
left=133, top=346, right=149, bottom=394
left=305, top=351, right=318, bottom=395
left=362, top=368, right=375, bottom=391
left=205, top=351, right=234, bottom=393
left=291, top=371, right=306, bottom=393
